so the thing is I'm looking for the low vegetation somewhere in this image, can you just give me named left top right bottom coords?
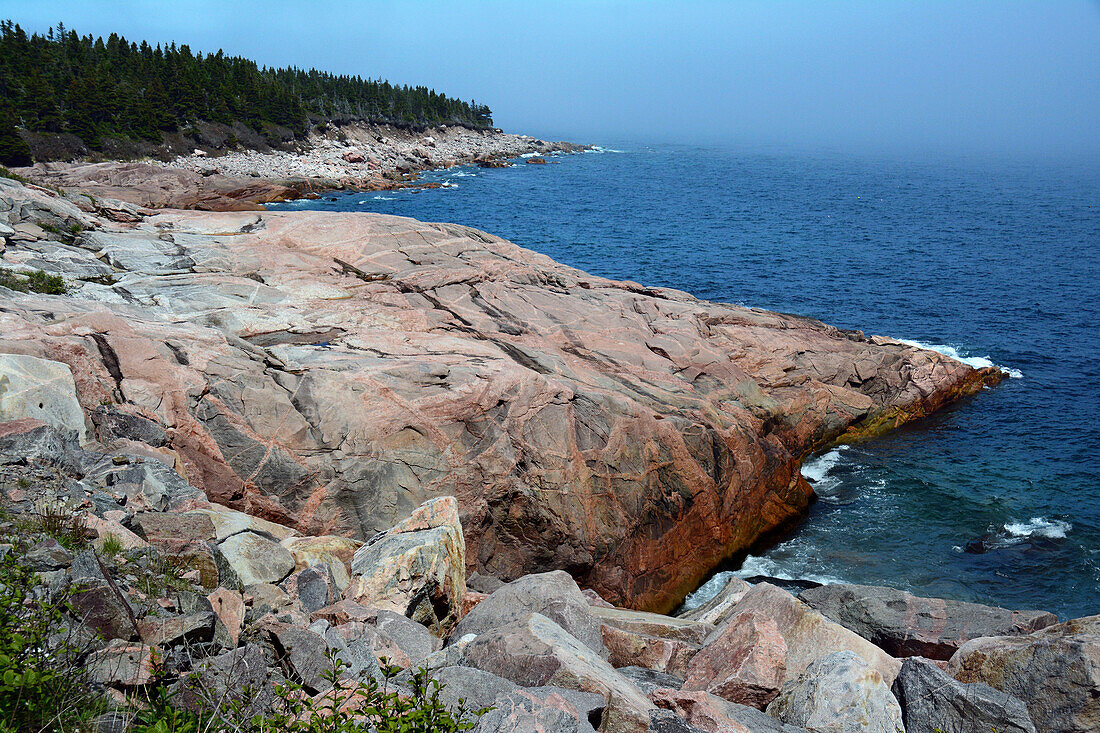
left=0, top=165, right=28, bottom=183
left=0, top=269, right=68, bottom=295
left=0, top=545, right=487, bottom=733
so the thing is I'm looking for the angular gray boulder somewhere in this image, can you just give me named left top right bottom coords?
left=450, top=570, right=608, bottom=658
left=458, top=612, right=654, bottom=733
left=217, top=531, right=295, bottom=587
left=892, top=656, right=1036, bottom=733
left=800, top=582, right=1057, bottom=660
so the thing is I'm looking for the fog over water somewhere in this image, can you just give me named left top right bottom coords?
left=5, top=0, right=1099, bottom=159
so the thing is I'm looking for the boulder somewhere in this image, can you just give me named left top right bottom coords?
left=765, top=651, right=904, bottom=733
left=217, top=531, right=295, bottom=586
left=310, top=598, right=377, bottom=626
left=321, top=624, right=384, bottom=681
left=428, top=665, right=519, bottom=714
left=245, top=582, right=306, bottom=623
left=593, top=606, right=714, bottom=645
left=0, top=419, right=84, bottom=473
left=720, top=583, right=901, bottom=686
left=651, top=688, right=806, bottom=733
left=270, top=625, right=349, bottom=693
left=345, top=497, right=465, bottom=636
left=892, top=656, right=1036, bottom=733
left=0, top=355, right=88, bottom=443
left=617, top=667, right=686, bottom=695
left=582, top=588, right=615, bottom=608
left=177, top=644, right=283, bottom=717
left=459, top=613, right=655, bottom=733
left=70, top=578, right=139, bottom=641
left=451, top=570, right=607, bottom=658
left=647, top=709, right=710, bottom=733
left=800, top=582, right=1057, bottom=660
left=473, top=687, right=596, bottom=733
left=87, top=641, right=157, bottom=687
left=678, top=577, right=753, bottom=626
left=601, top=623, right=700, bottom=677
left=682, top=609, right=786, bottom=708
left=281, top=535, right=360, bottom=591
left=208, top=587, right=245, bottom=648
left=138, top=611, right=215, bottom=646
left=186, top=504, right=297, bottom=543
left=24, top=537, right=73, bottom=571
left=85, top=514, right=148, bottom=552
left=947, top=615, right=1100, bottom=733
left=371, top=607, right=442, bottom=663
left=134, top=512, right=216, bottom=549
left=281, top=565, right=338, bottom=613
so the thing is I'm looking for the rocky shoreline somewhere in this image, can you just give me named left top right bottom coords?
left=0, top=422, right=1090, bottom=733
left=0, top=175, right=1005, bottom=613
left=12, top=124, right=586, bottom=212
left=2, top=166, right=1088, bottom=733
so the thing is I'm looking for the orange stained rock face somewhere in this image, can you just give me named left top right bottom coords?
left=0, top=181, right=1003, bottom=612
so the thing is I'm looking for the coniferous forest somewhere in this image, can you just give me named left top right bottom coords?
left=0, top=21, right=494, bottom=166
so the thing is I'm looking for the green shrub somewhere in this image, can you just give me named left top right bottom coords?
left=17, top=499, right=87, bottom=552
left=0, top=270, right=68, bottom=295
left=0, top=552, right=104, bottom=733
left=0, top=166, right=29, bottom=184
left=257, top=649, right=488, bottom=733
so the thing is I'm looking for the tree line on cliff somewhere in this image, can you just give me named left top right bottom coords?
left=0, top=21, right=494, bottom=166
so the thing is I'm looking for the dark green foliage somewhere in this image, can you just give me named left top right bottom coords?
left=0, top=111, right=32, bottom=166
left=0, top=165, right=30, bottom=183
left=0, top=20, right=493, bottom=159
left=0, top=269, right=68, bottom=295
left=0, top=552, right=104, bottom=733
left=258, top=649, right=488, bottom=733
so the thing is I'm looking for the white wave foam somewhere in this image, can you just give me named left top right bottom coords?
left=440, top=181, right=458, bottom=188
left=801, top=447, right=847, bottom=484
left=896, top=338, right=1023, bottom=379
left=1004, top=517, right=1071, bottom=539
left=372, top=195, right=396, bottom=201
left=447, top=170, right=476, bottom=177
left=800, top=446, right=850, bottom=496
left=735, top=555, right=848, bottom=586
left=681, top=571, right=738, bottom=610
left=584, top=146, right=626, bottom=154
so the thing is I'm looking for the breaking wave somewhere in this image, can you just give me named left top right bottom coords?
left=896, top=338, right=1023, bottom=379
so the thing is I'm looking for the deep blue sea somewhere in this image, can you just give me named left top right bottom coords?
left=271, top=145, right=1100, bottom=619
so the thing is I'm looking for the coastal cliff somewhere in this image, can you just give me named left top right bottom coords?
left=14, top=124, right=585, bottom=211
left=0, top=175, right=1003, bottom=613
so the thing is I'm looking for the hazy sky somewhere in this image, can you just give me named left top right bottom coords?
left=2, top=1, right=1098, bottom=158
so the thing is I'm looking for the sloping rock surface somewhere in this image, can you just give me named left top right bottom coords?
left=801, top=582, right=1057, bottom=660
left=0, top=176, right=1003, bottom=611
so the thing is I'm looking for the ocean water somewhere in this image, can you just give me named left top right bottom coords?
left=270, top=145, right=1100, bottom=618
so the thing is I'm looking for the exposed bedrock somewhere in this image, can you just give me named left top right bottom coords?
left=0, top=177, right=1004, bottom=612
